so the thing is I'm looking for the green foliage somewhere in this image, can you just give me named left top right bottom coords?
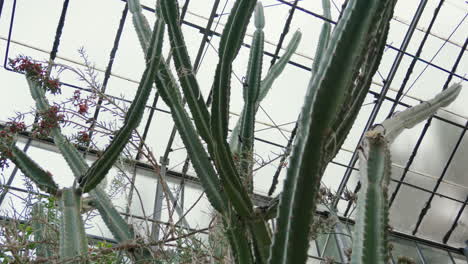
left=1, top=0, right=462, bottom=263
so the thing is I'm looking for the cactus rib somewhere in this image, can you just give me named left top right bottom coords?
left=269, top=0, right=395, bottom=263
left=128, top=0, right=152, bottom=53
left=80, top=18, right=164, bottom=193
left=59, top=188, right=88, bottom=262
left=352, top=132, right=391, bottom=264
left=238, top=2, right=265, bottom=190
left=230, top=31, right=302, bottom=152
left=1, top=144, right=58, bottom=195
left=211, top=0, right=256, bottom=141
left=160, top=0, right=212, bottom=144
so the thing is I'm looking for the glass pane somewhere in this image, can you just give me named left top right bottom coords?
left=389, top=237, right=423, bottom=264
left=418, top=243, right=453, bottom=264
left=450, top=252, right=467, bottom=264
left=315, top=233, right=343, bottom=263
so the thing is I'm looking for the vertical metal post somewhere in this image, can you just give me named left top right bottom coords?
left=151, top=157, right=168, bottom=241
left=333, top=232, right=345, bottom=263
left=415, top=242, right=428, bottom=264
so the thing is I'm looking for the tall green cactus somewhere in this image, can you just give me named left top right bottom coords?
left=269, top=0, right=397, bottom=263
left=238, top=2, right=264, bottom=191
left=229, top=29, right=302, bottom=153
left=58, top=188, right=88, bottom=263
left=3, top=0, right=463, bottom=263
left=351, top=83, right=461, bottom=263
left=31, top=202, right=56, bottom=259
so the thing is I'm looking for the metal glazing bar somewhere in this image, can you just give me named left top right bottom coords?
left=85, top=3, right=128, bottom=148
left=412, top=118, right=467, bottom=235
left=416, top=242, right=428, bottom=264
left=269, top=0, right=299, bottom=67
left=0, top=0, right=68, bottom=206
left=151, top=158, right=167, bottom=241
left=442, top=195, right=468, bottom=243
left=336, top=0, right=431, bottom=210
left=411, top=38, right=467, bottom=235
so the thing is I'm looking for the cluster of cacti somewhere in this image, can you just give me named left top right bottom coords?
left=0, top=0, right=462, bottom=263
left=2, top=27, right=160, bottom=261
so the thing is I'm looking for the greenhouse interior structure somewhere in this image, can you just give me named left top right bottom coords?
left=0, top=0, right=467, bottom=263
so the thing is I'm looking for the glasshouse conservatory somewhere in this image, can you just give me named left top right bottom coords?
left=0, top=0, right=467, bottom=263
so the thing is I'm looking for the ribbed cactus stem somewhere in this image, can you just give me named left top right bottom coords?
left=351, top=83, right=462, bottom=263
left=352, top=132, right=391, bottom=264
left=269, top=0, right=396, bottom=263
left=159, top=0, right=254, bottom=218
left=2, top=144, right=58, bottom=195
left=31, top=202, right=55, bottom=259
left=58, top=188, right=88, bottom=262
left=211, top=0, right=256, bottom=141
left=80, top=18, right=164, bottom=193
left=238, top=1, right=265, bottom=191
left=160, top=0, right=212, bottom=144
left=312, top=0, right=331, bottom=74
left=24, top=43, right=153, bottom=262
left=230, top=31, right=301, bottom=152
left=127, top=0, right=152, bottom=53
left=380, top=83, right=462, bottom=143
left=27, top=78, right=89, bottom=177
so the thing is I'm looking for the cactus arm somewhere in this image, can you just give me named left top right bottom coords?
left=351, top=132, right=390, bottom=264
left=90, top=187, right=135, bottom=242
left=381, top=83, right=462, bottom=143
left=312, top=0, right=332, bottom=74
left=58, top=188, right=88, bottom=262
left=31, top=203, right=55, bottom=258
left=24, top=43, right=153, bottom=263
left=160, top=0, right=212, bottom=143
left=324, top=0, right=395, bottom=165
left=258, top=30, right=301, bottom=103
left=206, top=0, right=257, bottom=218
left=158, top=2, right=272, bottom=261
left=137, top=3, right=229, bottom=214
left=26, top=78, right=89, bottom=179
left=211, top=0, right=256, bottom=141
left=238, top=2, right=264, bottom=189
left=230, top=31, right=301, bottom=152
left=269, top=1, right=395, bottom=263
left=127, top=0, right=152, bottom=53
left=152, top=1, right=253, bottom=218
left=0, top=143, right=58, bottom=195
left=80, top=18, right=164, bottom=193
left=126, top=0, right=229, bottom=214
left=224, top=214, right=254, bottom=264
left=153, top=77, right=228, bottom=213
left=351, top=83, right=462, bottom=263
